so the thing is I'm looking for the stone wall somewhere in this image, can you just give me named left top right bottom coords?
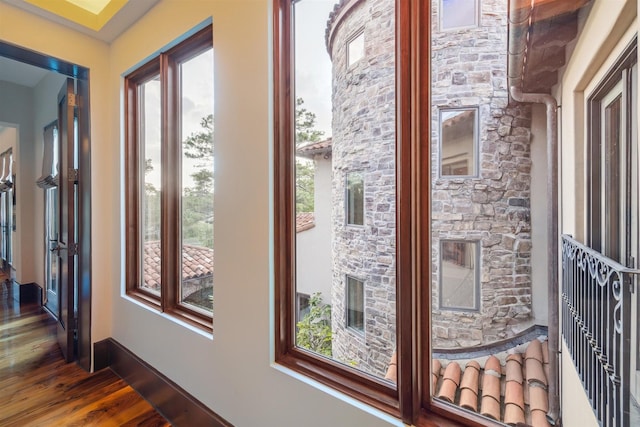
left=328, top=0, right=396, bottom=377
left=430, top=0, right=534, bottom=348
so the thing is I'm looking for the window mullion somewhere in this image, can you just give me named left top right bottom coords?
left=161, top=52, right=181, bottom=311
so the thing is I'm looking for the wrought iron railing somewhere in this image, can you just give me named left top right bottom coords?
left=561, top=235, right=638, bottom=427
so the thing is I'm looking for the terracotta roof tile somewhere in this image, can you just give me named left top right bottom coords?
left=459, top=361, right=481, bottom=411
left=525, top=339, right=544, bottom=362
left=296, top=212, right=315, bottom=232
left=541, top=340, right=549, bottom=365
left=530, top=408, right=551, bottom=427
left=384, top=351, right=397, bottom=382
left=143, top=241, right=213, bottom=289
left=504, top=401, right=526, bottom=425
left=505, top=380, right=525, bottom=410
left=505, top=353, right=524, bottom=384
left=529, top=384, right=549, bottom=412
left=432, top=359, right=442, bottom=393
left=296, top=138, right=332, bottom=158
left=385, top=338, right=552, bottom=425
left=437, top=362, right=461, bottom=403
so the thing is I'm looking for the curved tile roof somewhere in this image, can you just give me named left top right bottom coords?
left=386, top=338, right=551, bottom=426
left=143, top=241, right=214, bottom=289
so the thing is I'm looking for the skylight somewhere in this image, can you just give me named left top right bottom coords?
left=65, top=0, right=111, bottom=15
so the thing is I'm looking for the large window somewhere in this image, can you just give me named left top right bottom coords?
left=275, top=0, right=420, bottom=423
left=276, top=0, right=552, bottom=426
left=125, top=24, right=214, bottom=330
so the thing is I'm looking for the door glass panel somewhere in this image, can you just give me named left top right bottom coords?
left=293, top=0, right=397, bottom=382
left=602, top=92, right=622, bottom=263
left=180, top=48, right=214, bottom=312
left=140, top=76, right=162, bottom=296
left=45, top=186, right=59, bottom=315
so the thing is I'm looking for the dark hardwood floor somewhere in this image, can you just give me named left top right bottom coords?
left=0, top=281, right=170, bottom=426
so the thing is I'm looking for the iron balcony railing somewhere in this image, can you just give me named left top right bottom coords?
left=561, top=235, right=638, bottom=427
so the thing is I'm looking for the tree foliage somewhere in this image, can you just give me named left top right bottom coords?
left=296, top=293, right=332, bottom=357
left=295, top=98, right=324, bottom=145
left=182, top=114, right=214, bottom=249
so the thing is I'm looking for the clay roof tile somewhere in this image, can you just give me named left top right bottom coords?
left=437, top=362, right=461, bottom=403
left=525, top=339, right=544, bottom=363
left=506, top=354, right=524, bottom=384
left=529, top=384, right=549, bottom=412
left=503, top=402, right=525, bottom=425
left=384, top=351, right=397, bottom=382
left=480, top=394, right=501, bottom=421
left=525, top=357, right=548, bottom=388
left=459, top=361, right=481, bottom=412
left=504, top=380, right=525, bottom=410
left=432, top=359, right=442, bottom=393
left=530, top=408, right=551, bottom=427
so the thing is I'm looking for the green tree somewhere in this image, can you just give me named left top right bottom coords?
left=296, top=97, right=324, bottom=145
left=183, top=114, right=214, bottom=162
left=296, top=293, right=332, bottom=357
left=182, top=114, right=214, bottom=249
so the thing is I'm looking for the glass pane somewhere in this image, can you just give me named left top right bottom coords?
left=294, top=0, right=397, bottom=381
left=441, top=0, right=477, bottom=30
left=603, top=94, right=622, bottom=262
left=180, top=47, right=214, bottom=313
left=440, top=109, right=477, bottom=177
left=440, top=241, right=477, bottom=310
left=48, top=187, right=59, bottom=295
left=346, top=172, right=364, bottom=225
left=140, top=76, right=162, bottom=296
left=346, top=277, right=364, bottom=332
left=347, top=32, right=365, bottom=67
left=431, top=0, right=547, bottom=423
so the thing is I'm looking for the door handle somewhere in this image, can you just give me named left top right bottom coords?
left=50, top=244, right=67, bottom=255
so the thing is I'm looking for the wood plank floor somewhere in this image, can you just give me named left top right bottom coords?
left=0, top=283, right=170, bottom=426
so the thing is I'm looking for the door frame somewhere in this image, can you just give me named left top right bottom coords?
left=0, top=41, right=92, bottom=371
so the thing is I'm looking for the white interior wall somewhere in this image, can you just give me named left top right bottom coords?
left=0, top=80, right=33, bottom=284
left=106, top=1, right=398, bottom=426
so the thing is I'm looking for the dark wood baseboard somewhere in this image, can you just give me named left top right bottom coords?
left=94, top=338, right=232, bottom=427
left=11, top=282, right=42, bottom=305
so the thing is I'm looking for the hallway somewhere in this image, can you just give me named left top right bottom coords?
left=0, top=280, right=170, bottom=426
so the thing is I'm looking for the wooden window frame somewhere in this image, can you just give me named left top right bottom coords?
left=274, top=1, right=494, bottom=425
left=125, top=25, right=214, bottom=332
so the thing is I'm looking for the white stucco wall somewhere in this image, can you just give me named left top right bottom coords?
left=558, top=0, right=637, bottom=425
left=296, top=155, right=333, bottom=303
left=529, top=104, right=548, bottom=324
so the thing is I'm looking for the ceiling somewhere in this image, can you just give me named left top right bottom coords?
left=0, top=56, right=50, bottom=87
left=0, top=0, right=160, bottom=87
left=1, top=0, right=160, bottom=43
